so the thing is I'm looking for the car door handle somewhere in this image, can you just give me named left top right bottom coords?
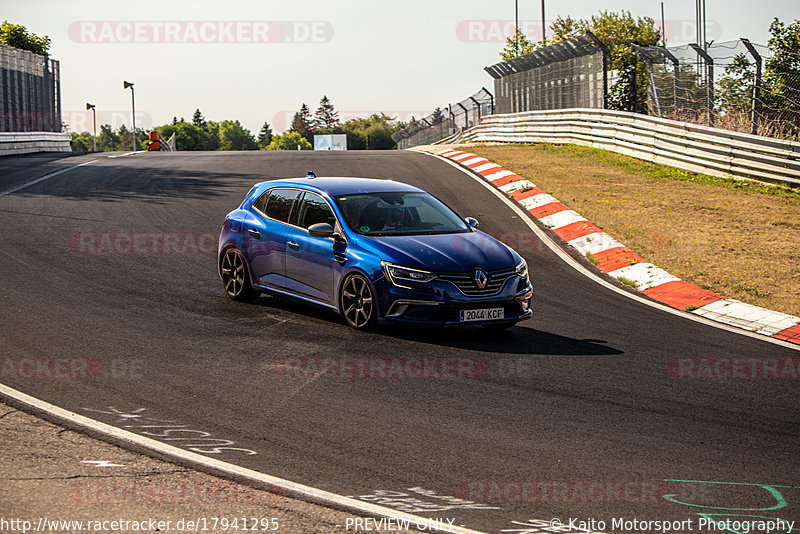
left=287, top=241, right=300, bottom=250
left=247, top=228, right=261, bottom=239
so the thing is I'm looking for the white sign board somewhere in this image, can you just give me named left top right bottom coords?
left=314, top=134, right=347, bottom=151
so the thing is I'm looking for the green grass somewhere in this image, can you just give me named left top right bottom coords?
left=617, top=277, right=638, bottom=289
left=534, top=143, right=800, bottom=200
left=585, top=252, right=599, bottom=266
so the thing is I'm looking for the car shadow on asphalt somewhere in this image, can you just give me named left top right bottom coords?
left=375, top=325, right=623, bottom=356
left=249, top=295, right=622, bottom=357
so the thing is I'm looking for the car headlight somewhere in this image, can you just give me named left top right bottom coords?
left=381, top=261, right=436, bottom=287
left=515, top=259, right=528, bottom=281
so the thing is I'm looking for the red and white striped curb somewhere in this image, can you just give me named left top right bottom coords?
left=436, top=149, right=800, bottom=346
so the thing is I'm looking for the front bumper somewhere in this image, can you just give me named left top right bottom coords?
left=375, top=276, right=533, bottom=326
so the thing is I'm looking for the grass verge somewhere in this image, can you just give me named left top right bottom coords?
left=460, top=143, right=800, bottom=317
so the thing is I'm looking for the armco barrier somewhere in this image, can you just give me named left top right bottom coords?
left=0, top=132, right=72, bottom=156
left=456, top=109, right=800, bottom=187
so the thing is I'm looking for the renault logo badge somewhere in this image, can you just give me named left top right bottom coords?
left=473, top=268, right=488, bottom=289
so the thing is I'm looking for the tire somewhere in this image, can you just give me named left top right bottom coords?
left=219, top=247, right=256, bottom=301
left=340, top=273, right=376, bottom=330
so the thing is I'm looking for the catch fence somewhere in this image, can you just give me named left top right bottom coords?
left=485, top=32, right=608, bottom=114
left=636, top=40, right=800, bottom=138
left=392, top=88, right=493, bottom=150
left=0, top=44, right=62, bottom=133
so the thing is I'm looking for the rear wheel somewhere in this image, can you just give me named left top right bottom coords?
left=340, top=274, right=376, bottom=330
left=220, top=248, right=256, bottom=301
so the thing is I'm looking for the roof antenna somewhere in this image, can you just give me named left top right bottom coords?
left=306, top=171, right=316, bottom=178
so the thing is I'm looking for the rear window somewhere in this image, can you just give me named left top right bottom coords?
left=264, top=189, right=300, bottom=223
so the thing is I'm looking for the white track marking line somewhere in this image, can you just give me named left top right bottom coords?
left=426, top=152, right=800, bottom=351
left=0, top=383, right=486, bottom=534
left=0, top=159, right=97, bottom=197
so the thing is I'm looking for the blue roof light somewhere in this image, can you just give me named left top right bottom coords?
left=306, top=171, right=316, bottom=178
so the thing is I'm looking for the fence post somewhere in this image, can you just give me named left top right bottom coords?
left=690, top=43, right=714, bottom=126
left=482, top=86, right=495, bottom=115
left=456, top=102, right=469, bottom=129
left=740, top=38, right=763, bottom=136
left=469, top=96, right=482, bottom=125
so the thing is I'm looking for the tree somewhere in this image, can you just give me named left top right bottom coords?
left=217, top=120, right=257, bottom=150
left=289, top=103, right=315, bottom=142
left=157, top=121, right=208, bottom=151
left=0, top=21, right=51, bottom=56
left=266, top=131, right=312, bottom=150
left=763, top=18, right=800, bottom=113
left=500, top=27, right=541, bottom=60
left=192, top=109, right=208, bottom=130
left=96, top=124, right=119, bottom=151
left=70, top=132, right=94, bottom=152
left=205, top=121, right=220, bottom=150
left=717, top=54, right=755, bottom=114
left=314, top=95, right=340, bottom=130
left=338, top=113, right=403, bottom=150
left=550, top=11, right=661, bottom=112
left=257, top=122, right=273, bottom=149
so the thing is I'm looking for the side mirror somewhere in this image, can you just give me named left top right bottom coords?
left=308, top=222, right=335, bottom=238
left=465, top=217, right=480, bottom=229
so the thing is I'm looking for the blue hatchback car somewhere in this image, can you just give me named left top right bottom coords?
left=218, top=175, right=533, bottom=330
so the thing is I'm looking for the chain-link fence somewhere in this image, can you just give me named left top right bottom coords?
left=0, top=44, right=62, bottom=133
left=636, top=40, right=800, bottom=139
left=394, top=32, right=800, bottom=148
left=485, top=33, right=608, bottom=114
left=392, top=88, right=493, bottom=149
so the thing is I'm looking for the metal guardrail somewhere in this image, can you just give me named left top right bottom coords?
left=457, top=108, right=800, bottom=187
left=0, top=131, right=71, bottom=156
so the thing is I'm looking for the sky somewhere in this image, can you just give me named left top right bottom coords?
left=4, top=0, right=798, bottom=134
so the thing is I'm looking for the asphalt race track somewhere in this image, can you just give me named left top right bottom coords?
left=2, top=150, right=799, bottom=533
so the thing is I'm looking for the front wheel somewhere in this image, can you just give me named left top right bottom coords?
left=340, top=273, right=376, bottom=330
left=220, top=248, right=256, bottom=301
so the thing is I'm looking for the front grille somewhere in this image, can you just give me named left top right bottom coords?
left=437, top=267, right=516, bottom=297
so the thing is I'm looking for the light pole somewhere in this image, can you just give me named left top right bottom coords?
left=85, top=102, right=97, bottom=152
left=514, top=0, right=519, bottom=56
left=541, top=0, right=546, bottom=44
left=123, top=81, right=136, bottom=151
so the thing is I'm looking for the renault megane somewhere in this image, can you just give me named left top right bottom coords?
left=218, top=175, right=533, bottom=330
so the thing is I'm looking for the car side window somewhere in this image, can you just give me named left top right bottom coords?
left=253, top=191, right=270, bottom=213
left=264, top=189, right=300, bottom=223
left=297, top=192, right=336, bottom=229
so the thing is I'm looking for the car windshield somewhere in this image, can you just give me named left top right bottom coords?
left=334, top=192, right=470, bottom=236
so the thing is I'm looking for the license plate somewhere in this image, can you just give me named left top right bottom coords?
left=460, top=308, right=504, bottom=322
